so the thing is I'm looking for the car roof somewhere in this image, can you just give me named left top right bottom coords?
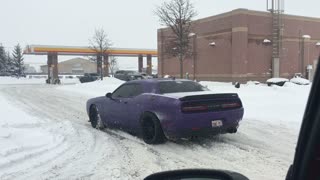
left=125, top=78, right=194, bottom=85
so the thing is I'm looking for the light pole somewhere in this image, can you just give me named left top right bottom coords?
left=302, top=35, right=311, bottom=77
left=189, top=33, right=197, bottom=80
left=160, top=29, right=164, bottom=78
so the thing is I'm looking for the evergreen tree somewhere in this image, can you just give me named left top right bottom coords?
left=12, top=44, right=24, bottom=76
left=0, top=44, right=6, bottom=72
left=6, top=52, right=13, bottom=72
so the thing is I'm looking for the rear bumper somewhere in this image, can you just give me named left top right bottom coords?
left=161, top=108, right=244, bottom=139
left=165, top=124, right=239, bottom=139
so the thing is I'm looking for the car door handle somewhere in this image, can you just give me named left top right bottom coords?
left=124, top=101, right=128, bottom=104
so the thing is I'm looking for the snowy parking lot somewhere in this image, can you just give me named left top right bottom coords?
left=0, top=77, right=311, bottom=180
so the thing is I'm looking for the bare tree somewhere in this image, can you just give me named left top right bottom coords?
left=89, top=28, right=112, bottom=80
left=109, top=56, right=118, bottom=77
left=156, top=0, right=197, bottom=78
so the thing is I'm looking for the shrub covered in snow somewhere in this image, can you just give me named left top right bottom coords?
left=290, top=77, right=310, bottom=85
left=266, top=78, right=289, bottom=87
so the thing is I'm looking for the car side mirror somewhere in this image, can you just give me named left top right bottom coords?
left=106, top=93, right=112, bottom=99
left=144, top=169, right=249, bottom=180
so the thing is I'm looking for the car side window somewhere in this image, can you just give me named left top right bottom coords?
left=131, top=84, right=143, bottom=97
left=112, top=84, right=143, bottom=98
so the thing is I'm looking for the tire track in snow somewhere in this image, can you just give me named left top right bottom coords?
left=1, top=85, right=145, bottom=180
left=0, top=86, right=97, bottom=179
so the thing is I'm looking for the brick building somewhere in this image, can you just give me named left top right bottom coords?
left=157, top=9, right=320, bottom=82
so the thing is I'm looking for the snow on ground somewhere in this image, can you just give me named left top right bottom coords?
left=0, top=92, right=65, bottom=178
left=0, top=78, right=312, bottom=180
left=57, top=77, right=124, bottom=97
left=0, top=77, right=79, bottom=85
left=201, top=81, right=311, bottom=130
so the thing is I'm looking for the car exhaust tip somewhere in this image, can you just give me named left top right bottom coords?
left=227, top=128, right=237, bottom=133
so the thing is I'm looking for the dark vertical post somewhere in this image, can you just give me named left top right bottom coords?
left=47, top=54, right=52, bottom=83
left=52, top=53, right=58, bottom=80
left=193, top=35, right=197, bottom=80
left=147, top=54, right=152, bottom=75
left=159, top=29, right=164, bottom=77
left=97, top=55, right=102, bottom=79
left=299, top=30, right=302, bottom=74
left=138, top=55, right=143, bottom=73
left=302, top=38, right=305, bottom=76
left=103, top=54, right=109, bottom=77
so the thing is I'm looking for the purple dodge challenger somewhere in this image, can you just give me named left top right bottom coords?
left=86, top=79, right=244, bottom=144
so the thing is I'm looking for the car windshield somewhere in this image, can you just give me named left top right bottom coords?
left=1, top=0, right=317, bottom=179
left=159, top=81, right=209, bottom=94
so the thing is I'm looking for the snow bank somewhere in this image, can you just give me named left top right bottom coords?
left=266, top=78, right=289, bottom=83
left=0, top=77, right=79, bottom=85
left=57, top=77, right=124, bottom=97
left=199, top=81, right=311, bottom=129
left=246, top=81, right=260, bottom=85
left=0, top=77, right=46, bottom=85
left=290, top=77, right=310, bottom=85
left=200, top=81, right=233, bottom=87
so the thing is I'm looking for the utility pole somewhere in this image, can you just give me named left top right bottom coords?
left=267, top=0, right=285, bottom=78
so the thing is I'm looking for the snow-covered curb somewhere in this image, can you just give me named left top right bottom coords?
left=0, top=77, right=79, bottom=85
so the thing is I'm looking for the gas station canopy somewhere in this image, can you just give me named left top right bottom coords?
left=23, top=45, right=157, bottom=84
left=24, top=45, right=157, bottom=57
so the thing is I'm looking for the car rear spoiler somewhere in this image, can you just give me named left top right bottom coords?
left=179, top=93, right=239, bottom=101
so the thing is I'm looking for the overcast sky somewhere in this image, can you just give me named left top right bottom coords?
left=1, top=0, right=319, bottom=65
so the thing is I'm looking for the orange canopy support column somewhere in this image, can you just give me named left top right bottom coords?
left=146, top=54, right=152, bottom=75
left=97, top=55, right=102, bottom=77
left=46, top=53, right=60, bottom=84
left=103, top=54, right=109, bottom=77
left=47, top=54, right=52, bottom=83
left=138, top=55, right=143, bottom=73
left=52, top=53, right=59, bottom=80
left=47, top=53, right=59, bottom=84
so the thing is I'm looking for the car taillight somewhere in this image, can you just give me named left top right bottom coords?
left=221, top=102, right=240, bottom=108
left=182, top=105, right=208, bottom=112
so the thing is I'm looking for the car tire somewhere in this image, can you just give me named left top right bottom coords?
left=89, top=105, right=105, bottom=130
left=141, top=113, right=166, bottom=144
